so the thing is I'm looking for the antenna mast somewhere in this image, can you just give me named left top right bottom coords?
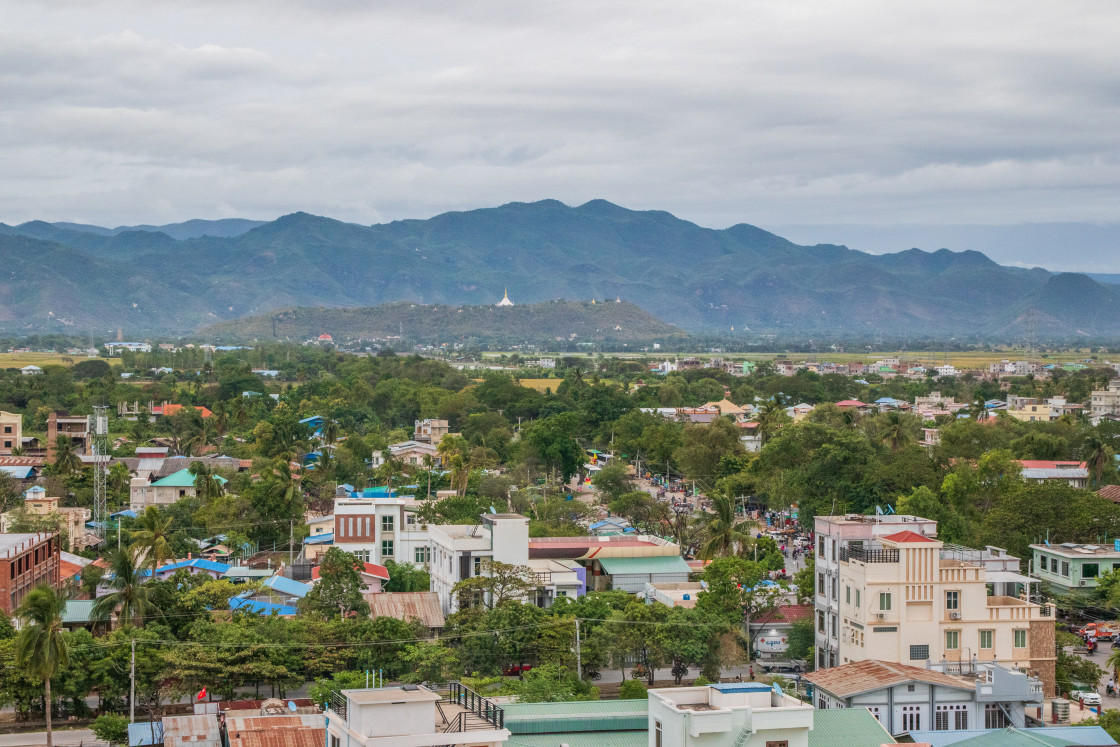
left=91, top=406, right=110, bottom=540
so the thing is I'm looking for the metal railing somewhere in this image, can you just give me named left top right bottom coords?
left=326, top=691, right=348, bottom=724
left=444, top=681, right=505, bottom=730
left=840, top=546, right=900, bottom=564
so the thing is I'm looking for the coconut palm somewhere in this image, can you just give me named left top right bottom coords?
left=189, top=461, right=225, bottom=502
left=880, top=411, right=913, bottom=452
left=698, top=494, right=753, bottom=560
left=14, top=585, right=69, bottom=747
left=92, top=548, right=160, bottom=628
left=51, top=436, right=82, bottom=475
left=322, top=419, right=340, bottom=447
left=129, top=506, right=174, bottom=572
left=1084, top=435, right=1112, bottom=486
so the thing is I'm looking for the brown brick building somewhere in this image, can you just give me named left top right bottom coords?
left=0, top=532, right=62, bottom=614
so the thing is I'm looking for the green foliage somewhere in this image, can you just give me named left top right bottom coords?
left=786, top=617, right=815, bottom=663
left=91, top=713, right=129, bottom=745
left=383, top=560, right=431, bottom=592
left=618, top=679, right=648, bottom=699
left=300, top=548, right=369, bottom=619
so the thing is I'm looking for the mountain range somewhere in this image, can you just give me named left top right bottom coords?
left=2, top=199, right=1119, bottom=340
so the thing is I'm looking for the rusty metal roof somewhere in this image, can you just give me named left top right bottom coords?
left=803, top=660, right=975, bottom=699
left=161, top=714, right=221, bottom=747
left=226, top=715, right=325, bottom=747
left=366, top=591, right=445, bottom=628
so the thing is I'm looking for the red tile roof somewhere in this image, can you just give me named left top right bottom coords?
left=1099, top=485, right=1120, bottom=504
left=60, top=559, right=84, bottom=580
left=1017, top=460, right=1087, bottom=470
left=803, top=660, right=974, bottom=698
left=835, top=400, right=867, bottom=407
left=311, top=562, right=389, bottom=581
left=751, top=604, right=814, bottom=628
left=159, top=404, right=213, bottom=418
left=881, top=530, right=934, bottom=544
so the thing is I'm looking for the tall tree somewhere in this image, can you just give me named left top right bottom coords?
left=1084, top=435, right=1113, bottom=486
left=189, top=461, right=225, bottom=502
left=93, top=549, right=160, bottom=628
left=299, top=548, right=368, bottom=619
left=130, top=506, right=174, bottom=572
left=14, top=585, right=69, bottom=747
left=51, top=436, right=82, bottom=475
left=698, top=494, right=752, bottom=559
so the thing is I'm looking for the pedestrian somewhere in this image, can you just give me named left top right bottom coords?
left=749, top=666, right=755, bottom=681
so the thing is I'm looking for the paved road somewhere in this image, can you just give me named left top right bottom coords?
left=0, top=729, right=103, bottom=746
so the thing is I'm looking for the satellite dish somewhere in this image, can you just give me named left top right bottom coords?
left=288, top=701, right=297, bottom=712
left=490, top=506, right=497, bottom=514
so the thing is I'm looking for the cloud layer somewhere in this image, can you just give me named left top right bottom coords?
left=2, top=0, right=1118, bottom=233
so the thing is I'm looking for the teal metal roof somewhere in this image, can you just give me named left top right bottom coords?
left=152, top=469, right=228, bottom=488
left=909, top=726, right=1115, bottom=747
left=597, top=555, right=691, bottom=575
left=61, top=600, right=96, bottom=625
left=503, top=700, right=649, bottom=735
left=808, top=708, right=893, bottom=747
left=505, top=732, right=646, bottom=747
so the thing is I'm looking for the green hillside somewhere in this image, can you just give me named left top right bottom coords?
left=198, top=300, right=688, bottom=346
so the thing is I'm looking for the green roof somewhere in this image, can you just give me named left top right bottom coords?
left=597, top=555, right=692, bottom=575
left=808, top=708, right=893, bottom=747
left=502, top=700, right=649, bottom=734
left=61, top=599, right=96, bottom=625
left=948, top=727, right=1076, bottom=747
left=504, top=732, right=646, bottom=747
left=152, top=469, right=228, bottom=488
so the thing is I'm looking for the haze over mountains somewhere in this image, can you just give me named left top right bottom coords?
left=2, top=199, right=1119, bottom=341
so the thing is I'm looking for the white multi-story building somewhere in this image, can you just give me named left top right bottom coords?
left=371, top=441, right=442, bottom=469
left=429, top=513, right=529, bottom=614
left=821, top=527, right=1056, bottom=695
left=814, top=514, right=938, bottom=670
left=325, top=685, right=508, bottom=746
left=1090, top=380, right=1120, bottom=418
left=332, top=494, right=431, bottom=567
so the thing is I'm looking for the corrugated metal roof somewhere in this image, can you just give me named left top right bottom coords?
left=161, top=714, right=221, bottom=747
left=803, top=660, right=974, bottom=698
left=128, top=721, right=164, bottom=746
left=226, top=714, right=325, bottom=747
left=61, top=599, right=95, bottom=625
left=506, top=732, right=646, bottom=747
left=908, top=725, right=1116, bottom=747
left=152, top=468, right=229, bottom=488
left=597, top=555, right=691, bottom=575
left=503, top=700, right=648, bottom=734
left=366, top=591, right=445, bottom=628
left=263, top=575, right=310, bottom=598
left=808, top=709, right=893, bottom=747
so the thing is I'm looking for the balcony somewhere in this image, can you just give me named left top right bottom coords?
left=840, top=546, right=899, bottom=564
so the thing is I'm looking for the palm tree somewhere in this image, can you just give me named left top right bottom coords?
left=51, top=436, right=81, bottom=475
left=14, top=585, right=69, bottom=747
left=1084, top=435, right=1112, bottom=486
left=698, top=494, right=752, bottom=559
left=93, top=549, right=160, bottom=628
left=130, top=506, right=173, bottom=572
left=1107, top=647, right=1120, bottom=686
left=880, top=411, right=913, bottom=452
left=189, top=461, right=225, bottom=502
left=322, top=420, right=340, bottom=447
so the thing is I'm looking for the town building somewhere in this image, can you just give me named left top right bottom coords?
left=804, top=659, right=1044, bottom=737
left=526, top=558, right=585, bottom=606
left=366, top=591, right=445, bottom=633
left=47, top=411, right=91, bottom=460
left=105, top=342, right=152, bottom=354
left=429, top=514, right=530, bottom=614
left=825, top=528, right=1056, bottom=695
left=1016, top=460, right=1089, bottom=488
left=371, top=441, right=442, bottom=469
left=0, top=532, right=61, bottom=614
left=324, top=685, right=509, bottom=746
left=413, top=418, right=450, bottom=445
left=1091, top=380, right=1120, bottom=418
left=332, top=492, right=429, bottom=567
left=130, top=469, right=228, bottom=512
left=750, top=604, right=814, bottom=662
left=644, top=581, right=704, bottom=608
left=0, top=487, right=93, bottom=551
left=0, top=411, right=21, bottom=455
left=1030, top=541, right=1120, bottom=597
left=528, top=534, right=687, bottom=592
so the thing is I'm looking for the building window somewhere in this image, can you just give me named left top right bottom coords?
left=945, top=631, right=959, bottom=650
left=1013, top=629, right=1027, bottom=648
left=3, top=426, right=10, bottom=434
left=654, top=720, right=662, bottom=747
left=985, top=704, right=1010, bottom=729
left=1063, top=561, right=1070, bottom=576
left=910, top=644, right=930, bottom=661
left=415, top=546, right=431, bottom=563
left=832, top=541, right=837, bottom=562
left=846, top=586, right=851, bottom=604
left=818, top=572, right=824, bottom=595
left=766, top=742, right=789, bottom=747
left=902, top=706, right=921, bottom=732
left=980, top=630, right=993, bottom=649
left=880, top=592, right=891, bottom=611
left=381, top=515, right=394, bottom=532
left=331, top=735, right=340, bottom=747
left=830, top=614, right=837, bottom=637
left=473, top=556, right=483, bottom=576
left=818, top=649, right=825, bottom=668
left=818, top=611, right=825, bottom=633
left=406, top=513, right=417, bottom=526
left=1051, top=558, right=1058, bottom=573
left=380, top=540, right=394, bottom=558
left=354, top=550, right=370, bottom=563
left=956, top=710, right=968, bottom=730
left=945, top=591, right=959, bottom=610
left=934, top=709, right=949, bottom=731
left=855, top=589, right=861, bottom=608
left=818, top=537, right=825, bottom=557
left=1084, top=563, right=1100, bottom=579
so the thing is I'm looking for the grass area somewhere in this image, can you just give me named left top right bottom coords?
left=0, top=352, right=102, bottom=369
left=516, top=377, right=563, bottom=392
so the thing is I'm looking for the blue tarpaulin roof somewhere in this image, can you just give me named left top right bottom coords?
left=230, top=596, right=298, bottom=616
left=304, top=532, right=334, bottom=545
left=263, top=575, right=311, bottom=598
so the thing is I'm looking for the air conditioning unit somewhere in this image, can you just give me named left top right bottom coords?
left=950, top=612, right=961, bottom=620
left=876, top=613, right=886, bottom=620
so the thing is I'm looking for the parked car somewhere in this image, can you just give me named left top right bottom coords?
left=761, top=659, right=805, bottom=674
left=1072, top=690, right=1102, bottom=706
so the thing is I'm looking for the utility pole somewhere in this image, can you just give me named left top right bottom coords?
left=130, top=638, right=136, bottom=723
left=575, top=619, right=582, bottom=682
left=289, top=519, right=294, bottom=566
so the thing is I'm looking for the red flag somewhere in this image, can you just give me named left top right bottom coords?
left=196, top=687, right=207, bottom=700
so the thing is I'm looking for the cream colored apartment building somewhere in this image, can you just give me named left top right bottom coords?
left=834, top=530, right=1056, bottom=696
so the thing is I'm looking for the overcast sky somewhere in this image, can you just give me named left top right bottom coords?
left=2, top=0, right=1119, bottom=266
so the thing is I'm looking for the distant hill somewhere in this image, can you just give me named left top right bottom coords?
left=1, top=200, right=1119, bottom=339
left=198, top=300, right=687, bottom=346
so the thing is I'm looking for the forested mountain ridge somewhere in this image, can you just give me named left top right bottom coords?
left=1, top=199, right=1116, bottom=338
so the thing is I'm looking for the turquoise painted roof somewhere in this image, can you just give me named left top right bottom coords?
left=61, top=599, right=96, bottom=625
left=502, top=700, right=648, bottom=735
left=506, top=732, right=646, bottom=747
left=597, top=555, right=691, bottom=575
left=808, top=708, right=893, bottom=747
left=152, top=468, right=228, bottom=488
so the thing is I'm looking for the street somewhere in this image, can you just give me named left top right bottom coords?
left=0, top=730, right=103, bottom=747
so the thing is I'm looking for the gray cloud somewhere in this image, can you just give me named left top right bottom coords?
left=1, top=0, right=1118, bottom=264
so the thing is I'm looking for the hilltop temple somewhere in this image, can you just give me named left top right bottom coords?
left=497, top=288, right=514, bottom=306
